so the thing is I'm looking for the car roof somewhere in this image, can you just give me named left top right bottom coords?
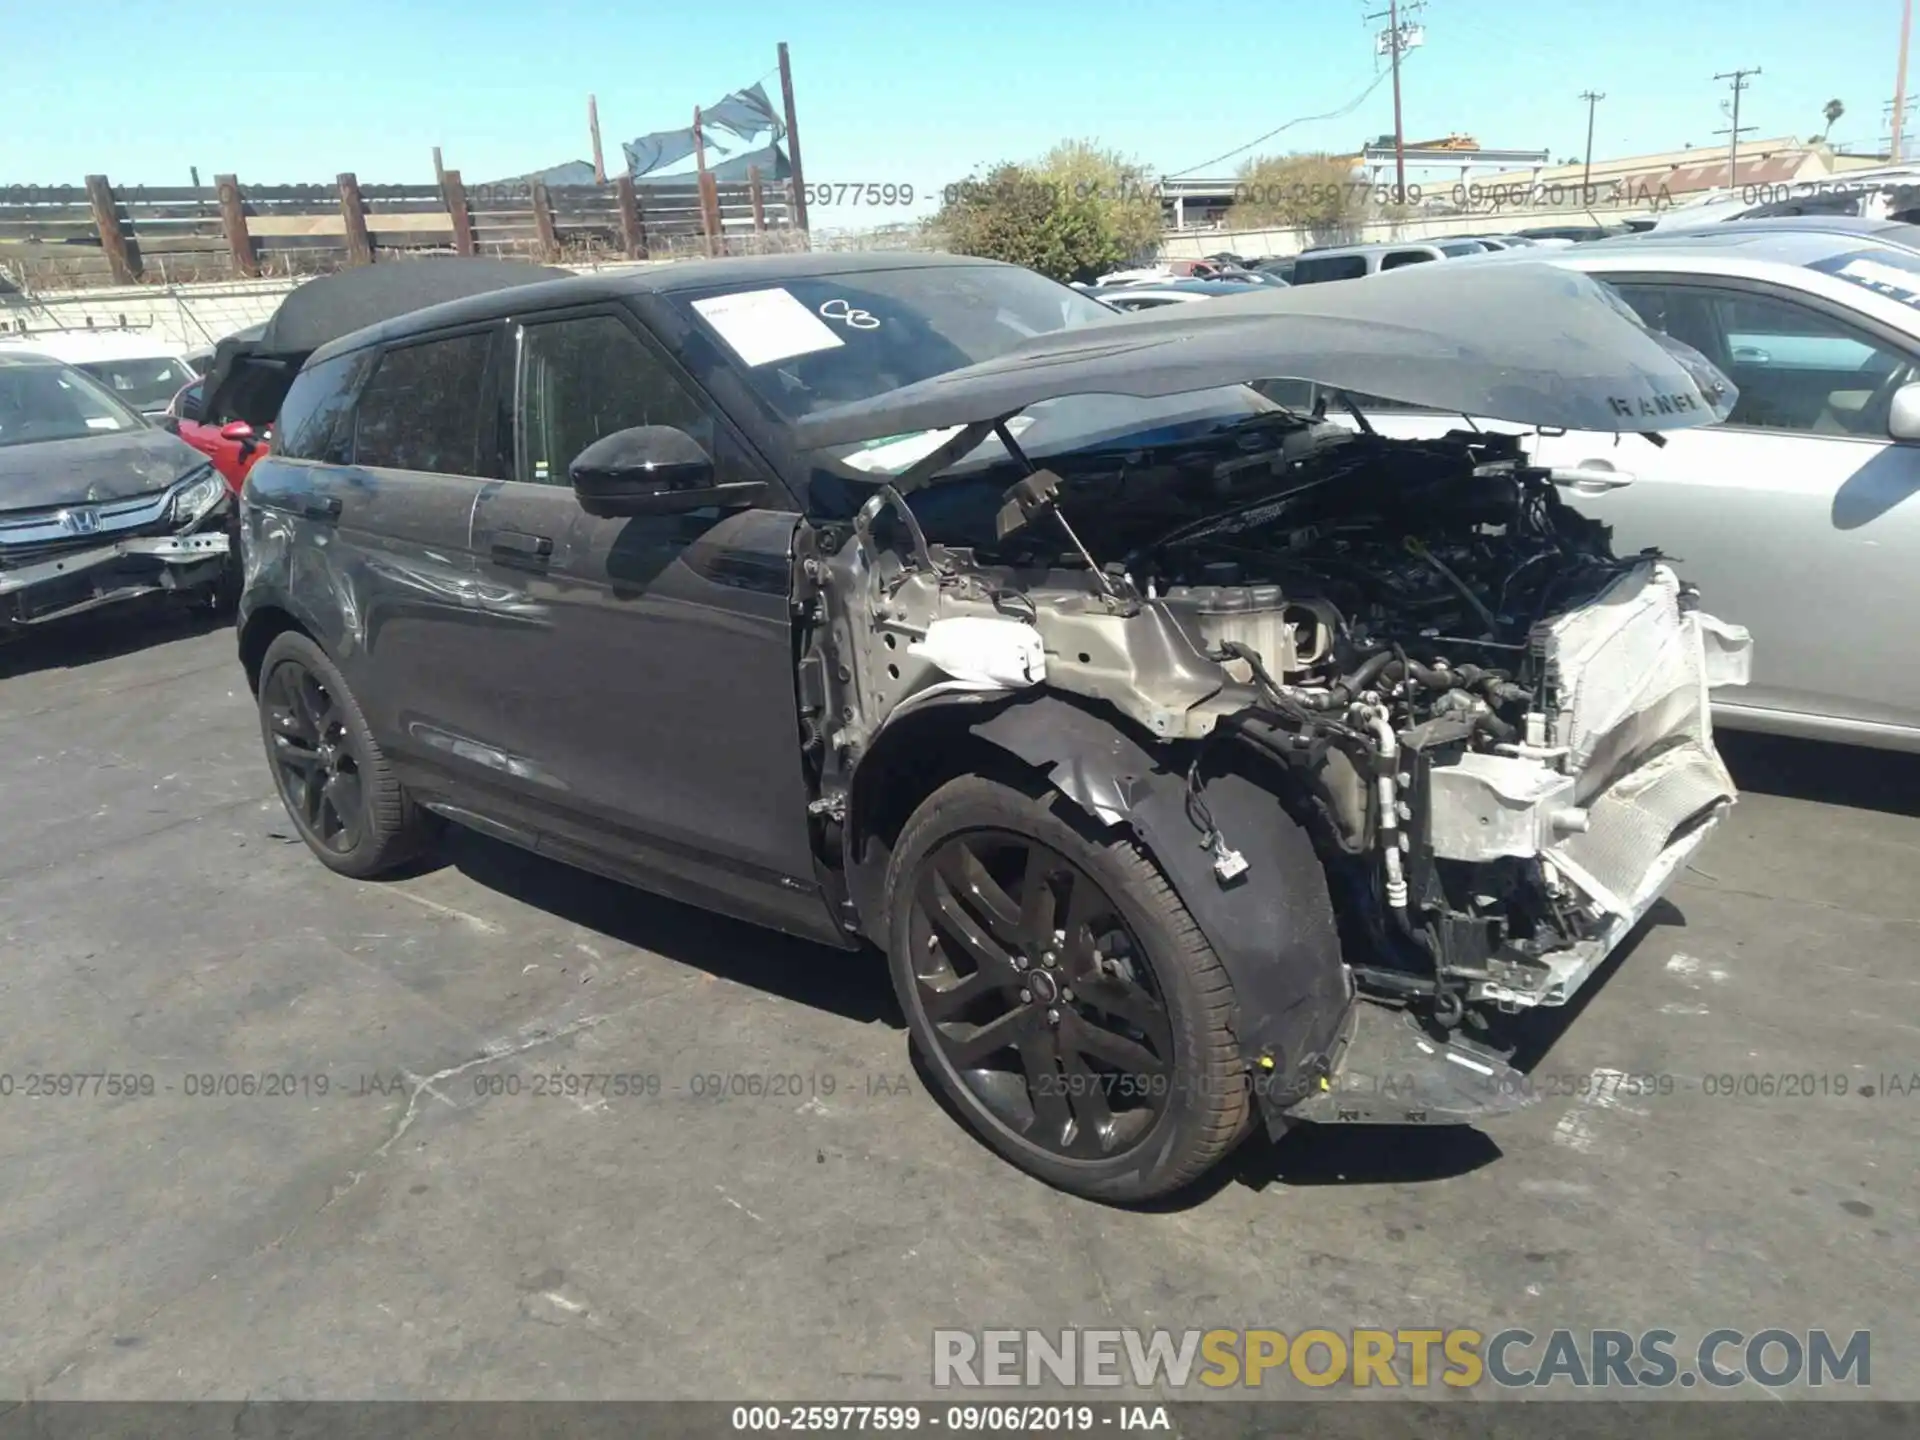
left=1608, top=215, right=1920, bottom=252
left=0, top=330, right=188, bottom=363
left=1563, top=226, right=1912, bottom=266
left=1295, top=241, right=1444, bottom=260
left=0, top=350, right=63, bottom=368
left=305, top=252, right=1024, bottom=367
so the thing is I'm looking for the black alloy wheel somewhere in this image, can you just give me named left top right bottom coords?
left=910, top=829, right=1177, bottom=1159
left=263, top=655, right=365, bottom=855
left=254, top=630, right=437, bottom=878
left=888, top=775, right=1249, bottom=1202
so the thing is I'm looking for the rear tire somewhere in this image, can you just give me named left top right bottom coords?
left=256, top=631, right=436, bottom=878
left=885, top=774, right=1248, bottom=1203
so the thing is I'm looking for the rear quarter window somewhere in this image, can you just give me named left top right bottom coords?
left=274, top=350, right=375, bottom=463
left=1291, top=255, right=1368, bottom=284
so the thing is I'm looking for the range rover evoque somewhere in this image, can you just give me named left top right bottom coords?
left=237, top=254, right=1753, bottom=1201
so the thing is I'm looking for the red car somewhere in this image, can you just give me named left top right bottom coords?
left=166, top=377, right=268, bottom=491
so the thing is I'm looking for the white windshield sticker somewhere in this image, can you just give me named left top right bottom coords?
left=693, top=288, right=845, bottom=367
left=85, top=416, right=121, bottom=430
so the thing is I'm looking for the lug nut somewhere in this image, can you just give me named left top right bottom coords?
left=1041, top=951, right=1057, bottom=968
left=1013, top=954, right=1029, bottom=970
left=1020, top=989, right=1033, bottom=1003
left=1047, top=1008, right=1061, bottom=1025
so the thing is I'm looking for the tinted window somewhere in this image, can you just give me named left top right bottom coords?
left=276, top=350, right=375, bottom=463
left=517, top=314, right=714, bottom=485
left=1613, top=282, right=1912, bottom=436
left=76, top=355, right=197, bottom=412
left=1291, top=255, right=1368, bottom=284
left=1380, top=250, right=1437, bottom=270
left=353, top=332, right=494, bottom=475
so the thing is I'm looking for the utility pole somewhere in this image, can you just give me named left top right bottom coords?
left=1895, top=0, right=1913, bottom=161
left=1365, top=0, right=1424, bottom=202
left=1579, top=90, right=1605, bottom=194
left=589, top=94, right=607, bottom=185
left=1713, top=68, right=1761, bottom=188
left=777, top=42, right=810, bottom=234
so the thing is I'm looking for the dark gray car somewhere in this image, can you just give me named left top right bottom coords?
left=0, top=353, right=233, bottom=628
left=238, top=254, right=1749, bottom=1201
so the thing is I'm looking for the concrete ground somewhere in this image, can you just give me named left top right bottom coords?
left=0, top=607, right=1915, bottom=1402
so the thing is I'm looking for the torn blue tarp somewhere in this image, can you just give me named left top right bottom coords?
left=481, top=159, right=602, bottom=189
left=621, top=81, right=786, bottom=179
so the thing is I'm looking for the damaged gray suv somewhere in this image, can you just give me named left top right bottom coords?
left=238, top=254, right=1751, bottom=1201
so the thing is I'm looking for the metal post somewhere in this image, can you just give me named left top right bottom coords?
left=589, top=94, right=607, bottom=185
left=778, top=42, right=810, bottom=236
left=1713, top=68, right=1760, bottom=189
left=1896, top=0, right=1914, bottom=162
left=1580, top=90, right=1605, bottom=197
left=1388, top=0, right=1406, bottom=202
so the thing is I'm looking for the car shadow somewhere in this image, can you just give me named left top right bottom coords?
left=0, top=599, right=230, bottom=679
left=436, top=824, right=904, bottom=1028
left=1716, top=730, right=1920, bottom=817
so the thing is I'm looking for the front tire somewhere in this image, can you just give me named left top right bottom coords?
left=885, top=775, right=1248, bottom=1203
left=256, top=631, right=436, bottom=878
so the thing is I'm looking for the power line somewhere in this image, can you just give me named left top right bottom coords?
left=1167, top=69, right=1392, bottom=177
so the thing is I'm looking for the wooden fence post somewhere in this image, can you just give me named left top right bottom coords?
left=748, top=166, right=766, bottom=235
left=442, top=169, right=475, bottom=255
left=337, top=173, right=373, bottom=265
left=85, top=175, right=139, bottom=283
left=616, top=176, right=648, bottom=260
left=531, top=182, right=559, bottom=261
left=215, top=174, right=257, bottom=278
left=698, top=171, right=722, bottom=257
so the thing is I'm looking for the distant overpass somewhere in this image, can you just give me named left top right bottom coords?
left=1160, top=144, right=1550, bottom=228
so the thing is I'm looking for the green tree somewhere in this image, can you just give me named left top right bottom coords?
left=933, top=160, right=1140, bottom=282
left=1032, top=139, right=1163, bottom=260
left=1225, top=152, right=1370, bottom=239
left=1821, top=98, right=1845, bottom=142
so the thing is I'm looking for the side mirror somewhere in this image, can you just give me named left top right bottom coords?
left=160, top=416, right=182, bottom=435
left=1889, top=380, right=1920, bottom=443
left=219, top=420, right=255, bottom=442
left=568, top=425, right=766, bottom=518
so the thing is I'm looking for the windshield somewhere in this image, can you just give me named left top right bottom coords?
left=76, top=355, right=197, bottom=413
left=0, top=361, right=147, bottom=448
left=675, top=265, right=1114, bottom=420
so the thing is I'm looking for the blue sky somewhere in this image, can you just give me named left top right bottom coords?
left=6, top=0, right=1905, bottom=223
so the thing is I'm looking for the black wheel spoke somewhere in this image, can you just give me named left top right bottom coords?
left=321, top=772, right=364, bottom=850
left=294, top=673, right=328, bottom=739
left=1016, top=845, right=1060, bottom=955
left=1075, top=972, right=1171, bottom=1047
left=1058, top=1042, right=1118, bottom=1155
left=934, top=840, right=1027, bottom=949
left=1056, top=869, right=1108, bottom=980
left=918, top=860, right=1018, bottom=980
left=1016, top=1031, right=1073, bottom=1146
left=273, top=741, right=323, bottom=774
left=1061, top=1010, right=1167, bottom=1077
left=944, top=1004, right=1039, bottom=1068
left=918, top=966, right=997, bottom=1023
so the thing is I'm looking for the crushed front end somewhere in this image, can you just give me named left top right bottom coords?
left=800, top=419, right=1750, bottom=1136
left=0, top=466, right=232, bottom=628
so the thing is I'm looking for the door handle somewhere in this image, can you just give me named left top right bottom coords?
left=302, top=496, right=343, bottom=522
left=491, top=530, right=554, bottom=566
left=1548, top=466, right=1635, bottom=494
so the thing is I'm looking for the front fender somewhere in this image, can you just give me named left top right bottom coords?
left=970, top=695, right=1352, bottom=1103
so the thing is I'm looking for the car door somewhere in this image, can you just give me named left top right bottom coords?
left=467, top=305, right=837, bottom=941
left=328, top=325, right=515, bottom=796
left=1531, top=276, right=1920, bottom=740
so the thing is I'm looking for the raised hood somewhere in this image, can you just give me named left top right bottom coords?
left=795, top=261, right=1737, bottom=450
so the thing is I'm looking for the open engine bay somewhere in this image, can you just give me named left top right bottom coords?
left=795, top=413, right=1751, bottom=1056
